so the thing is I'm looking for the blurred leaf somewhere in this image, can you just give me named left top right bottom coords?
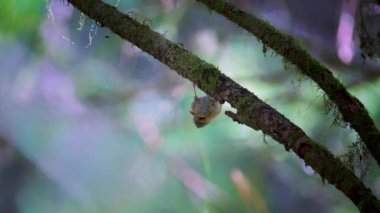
left=0, top=0, right=45, bottom=42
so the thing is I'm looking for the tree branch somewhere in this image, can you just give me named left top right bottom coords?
left=67, top=0, right=380, bottom=211
left=195, top=0, right=380, bottom=166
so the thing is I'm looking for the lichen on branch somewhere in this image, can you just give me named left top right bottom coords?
left=67, top=0, right=380, bottom=211
left=195, top=0, right=380, bottom=167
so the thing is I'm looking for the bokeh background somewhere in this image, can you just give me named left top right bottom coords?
left=1, top=0, right=380, bottom=212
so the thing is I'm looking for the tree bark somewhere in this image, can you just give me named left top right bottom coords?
left=67, top=0, right=380, bottom=211
left=195, top=0, right=380, bottom=167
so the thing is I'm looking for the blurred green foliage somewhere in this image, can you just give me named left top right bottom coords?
left=0, top=1, right=380, bottom=213
left=0, top=0, right=45, bottom=43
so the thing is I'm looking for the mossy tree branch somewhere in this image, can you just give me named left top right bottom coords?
left=195, top=0, right=380, bottom=166
left=67, top=0, right=380, bottom=211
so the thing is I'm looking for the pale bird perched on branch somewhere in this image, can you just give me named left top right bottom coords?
left=190, top=84, right=221, bottom=128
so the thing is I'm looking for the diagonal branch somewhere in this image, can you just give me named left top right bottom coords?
left=67, top=0, right=380, bottom=211
left=195, top=0, right=380, bottom=166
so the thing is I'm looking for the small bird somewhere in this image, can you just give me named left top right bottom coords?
left=190, top=84, right=222, bottom=128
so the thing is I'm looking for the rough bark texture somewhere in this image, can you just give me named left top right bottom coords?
left=195, top=0, right=380, bottom=167
left=67, top=0, right=380, bottom=211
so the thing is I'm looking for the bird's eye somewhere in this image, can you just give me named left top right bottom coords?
left=198, top=117, right=206, bottom=121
